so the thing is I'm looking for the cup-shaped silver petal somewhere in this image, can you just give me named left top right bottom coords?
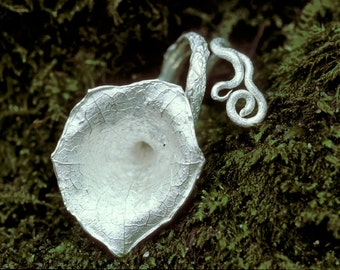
left=51, top=79, right=205, bottom=256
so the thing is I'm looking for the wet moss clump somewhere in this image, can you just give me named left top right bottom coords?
left=0, top=0, right=339, bottom=268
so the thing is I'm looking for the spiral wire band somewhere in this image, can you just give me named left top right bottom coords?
left=210, top=38, right=267, bottom=127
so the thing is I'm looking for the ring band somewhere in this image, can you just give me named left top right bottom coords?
left=159, top=32, right=210, bottom=121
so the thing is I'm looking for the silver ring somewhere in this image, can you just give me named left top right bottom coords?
left=50, top=32, right=267, bottom=257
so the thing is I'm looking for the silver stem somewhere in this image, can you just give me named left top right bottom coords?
left=159, top=32, right=210, bottom=122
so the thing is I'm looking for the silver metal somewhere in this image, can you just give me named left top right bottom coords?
left=51, top=32, right=208, bottom=257
left=159, top=32, right=210, bottom=122
left=51, top=32, right=267, bottom=257
left=210, top=38, right=267, bottom=127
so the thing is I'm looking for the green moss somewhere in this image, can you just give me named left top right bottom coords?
left=1, top=0, right=339, bottom=268
left=191, top=0, right=339, bottom=268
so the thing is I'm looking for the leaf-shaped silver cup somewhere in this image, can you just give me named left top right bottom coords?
left=51, top=32, right=209, bottom=256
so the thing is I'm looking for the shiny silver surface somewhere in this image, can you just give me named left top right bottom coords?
left=51, top=32, right=267, bottom=257
left=51, top=32, right=208, bottom=256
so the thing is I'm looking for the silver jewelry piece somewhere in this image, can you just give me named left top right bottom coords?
left=51, top=32, right=209, bottom=257
left=51, top=32, right=267, bottom=257
left=210, top=38, right=267, bottom=127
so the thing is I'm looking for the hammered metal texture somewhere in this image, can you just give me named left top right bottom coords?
left=51, top=79, right=205, bottom=256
